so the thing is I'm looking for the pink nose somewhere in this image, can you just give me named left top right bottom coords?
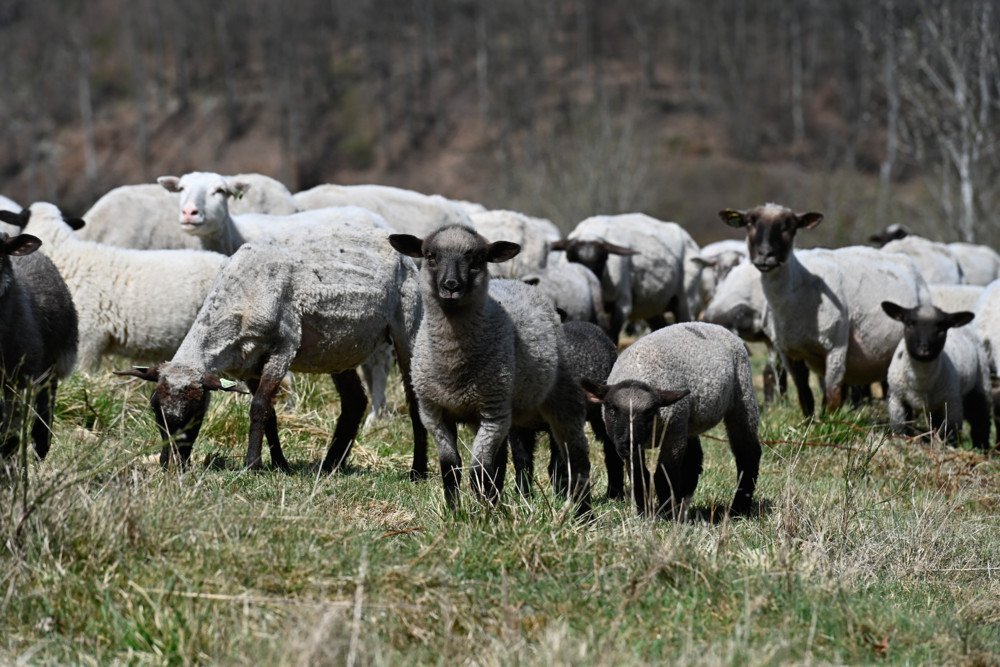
left=181, top=206, right=199, bottom=221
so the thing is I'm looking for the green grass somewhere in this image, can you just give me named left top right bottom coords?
left=1, top=352, right=999, bottom=666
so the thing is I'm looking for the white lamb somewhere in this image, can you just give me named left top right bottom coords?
left=293, top=183, right=474, bottom=237
left=4, top=203, right=227, bottom=370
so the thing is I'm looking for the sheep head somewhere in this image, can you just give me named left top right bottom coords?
left=881, top=301, right=974, bottom=362
left=719, top=204, right=822, bottom=273
left=581, top=378, right=689, bottom=459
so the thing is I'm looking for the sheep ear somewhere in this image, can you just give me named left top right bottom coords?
left=691, top=256, right=716, bottom=268
left=549, top=239, right=571, bottom=252
left=203, top=374, right=249, bottom=394
left=654, top=388, right=690, bottom=408
left=580, top=378, right=609, bottom=404
left=388, top=234, right=424, bottom=258
left=945, top=311, right=975, bottom=329
left=867, top=233, right=885, bottom=245
left=114, top=365, right=162, bottom=382
left=719, top=209, right=746, bottom=227
left=487, top=240, right=521, bottom=263
left=5, top=234, right=41, bottom=256
left=602, top=242, right=637, bottom=256
left=0, top=209, right=31, bottom=229
left=227, top=181, right=251, bottom=200
left=62, top=216, right=86, bottom=231
left=797, top=212, right=824, bottom=230
left=881, top=301, right=906, bottom=321
left=157, top=176, right=181, bottom=192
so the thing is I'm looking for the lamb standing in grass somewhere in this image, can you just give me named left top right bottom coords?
left=118, top=225, right=428, bottom=474
left=581, top=322, right=761, bottom=519
left=389, top=225, right=592, bottom=515
left=0, top=204, right=227, bottom=370
left=0, top=232, right=78, bottom=460
left=881, top=301, right=991, bottom=449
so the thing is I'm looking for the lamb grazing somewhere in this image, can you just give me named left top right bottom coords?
left=881, top=301, right=992, bottom=449
left=79, top=184, right=202, bottom=250
left=469, top=209, right=561, bottom=278
left=881, top=236, right=965, bottom=285
left=721, top=203, right=931, bottom=415
left=522, top=262, right=609, bottom=333
left=389, top=225, right=592, bottom=515
left=294, top=183, right=474, bottom=237
left=0, top=204, right=227, bottom=370
left=117, top=225, right=428, bottom=475
left=226, top=173, right=299, bottom=216
left=581, top=322, right=761, bottom=520
left=551, top=213, right=704, bottom=343
left=158, top=171, right=392, bottom=255
left=508, top=320, right=621, bottom=500
left=947, top=243, right=1000, bottom=286
left=0, top=231, right=78, bottom=461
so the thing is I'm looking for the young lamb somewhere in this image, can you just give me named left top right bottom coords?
left=158, top=171, right=392, bottom=255
left=117, top=225, right=428, bottom=475
left=0, top=204, right=227, bottom=370
left=581, top=322, right=761, bottom=520
left=721, top=203, right=930, bottom=415
left=881, top=236, right=965, bottom=285
left=0, top=231, right=78, bottom=460
left=389, top=225, right=592, bottom=515
left=508, top=320, right=621, bottom=500
left=294, top=183, right=474, bottom=237
left=881, top=301, right=992, bottom=449
left=551, top=213, right=704, bottom=343
left=469, top=209, right=561, bottom=279
left=522, top=262, right=610, bottom=334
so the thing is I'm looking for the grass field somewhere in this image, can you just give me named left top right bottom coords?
left=2, top=349, right=999, bottom=665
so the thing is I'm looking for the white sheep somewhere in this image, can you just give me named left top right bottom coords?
left=882, top=301, right=992, bottom=449
left=293, top=183, right=474, bottom=237
left=581, top=322, right=761, bottom=519
left=117, top=225, right=429, bottom=474
left=0, top=230, right=78, bottom=460
left=80, top=184, right=201, bottom=250
left=1, top=203, right=227, bottom=370
left=929, top=284, right=985, bottom=313
left=469, top=209, right=561, bottom=278
left=947, top=242, right=1000, bottom=286
left=551, top=213, right=704, bottom=343
left=696, top=238, right=749, bottom=306
left=226, top=173, right=299, bottom=216
left=721, top=203, right=930, bottom=415
left=390, top=225, right=593, bottom=516
left=522, top=262, right=609, bottom=333
left=881, top=235, right=965, bottom=285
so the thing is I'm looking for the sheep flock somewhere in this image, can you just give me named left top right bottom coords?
left=2, top=175, right=1000, bottom=524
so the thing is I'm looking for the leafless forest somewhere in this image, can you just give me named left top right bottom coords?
left=1, top=0, right=999, bottom=244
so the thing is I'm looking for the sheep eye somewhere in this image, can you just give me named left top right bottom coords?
left=425, top=253, right=437, bottom=267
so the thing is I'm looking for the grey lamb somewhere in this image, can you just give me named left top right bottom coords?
left=390, top=225, right=592, bottom=516
left=582, top=322, right=761, bottom=520
left=0, top=231, right=78, bottom=460
left=882, top=301, right=992, bottom=450
left=117, top=225, right=428, bottom=475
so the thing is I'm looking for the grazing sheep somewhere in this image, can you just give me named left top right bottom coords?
left=0, top=204, right=227, bottom=370
left=0, top=232, right=78, bottom=460
left=389, top=225, right=592, bottom=515
left=929, top=284, right=985, bottom=313
left=882, top=301, right=992, bottom=449
left=581, top=322, right=761, bottom=520
left=294, top=183, right=474, bottom=237
left=522, top=262, right=609, bottom=333
left=552, top=213, right=704, bottom=343
left=881, top=236, right=965, bottom=285
left=721, top=203, right=930, bottom=415
left=947, top=243, right=1000, bottom=286
left=117, top=225, right=428, bottom=475
left=509, top=320, right=621, bottom=500
left=470, top=209, right=561, bottom=278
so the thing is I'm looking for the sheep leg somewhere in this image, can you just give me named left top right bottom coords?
left=964, top=390, right=992, bottom=451
left=786, top=358, right=814, bottom=416
left=246, top=374, right=288, bottom=471
left=589, top=408, right=625, bottom=500
left=645, top=314, right=669, bottom=331
left=543, top=392, right=593, bottom=517
left=395, top=351, right=429, bottom=480
left=509, top=426, right=536, bottom=498
left=888, top=394, right=915, bottom=436
left=321, top=370, right=368, bottom=473
left=423, top=406, right=461, bottom=509
left=606, top=301, right=625, bottom=344
left=545, top=428, right=568, bottom=497
left=30, top=380, right=55, bottom=460
left=724, top=414, right=761, bottom=518
left=469, top=416, right=511, bottom=506
left=654, top=436, right=703, bottom=521
left=361, top=343, right=393, bottom=428
left=822, top=348, right=848, bottom=413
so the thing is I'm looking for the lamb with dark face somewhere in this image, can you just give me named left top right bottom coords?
left=882, top=301, right=992, bottom=448
left=582, top=322, right=761, bottom=520
left=390, top=224, right=593, bottom=516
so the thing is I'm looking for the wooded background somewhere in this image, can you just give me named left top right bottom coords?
left=1, top=0, right=998, bottom=244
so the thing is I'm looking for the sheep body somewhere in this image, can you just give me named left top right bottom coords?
left=80, top=184, right=201, bottom=250
left=470, top=209, right=560, bottom=278
left=121, top=225, right=428, bottom=474
left=582, top=322, right=760, bottom=519
left=947, top=242, right=1000, bottom=286
left=929, top=284, right=984, bottom=313
left=226, top=173, right=299, bottom=216
left=522, top=262, right=608, bottom=331
left=881, top=235, right=965, bottom=285
left=14, top=202, right=227, bottom=369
